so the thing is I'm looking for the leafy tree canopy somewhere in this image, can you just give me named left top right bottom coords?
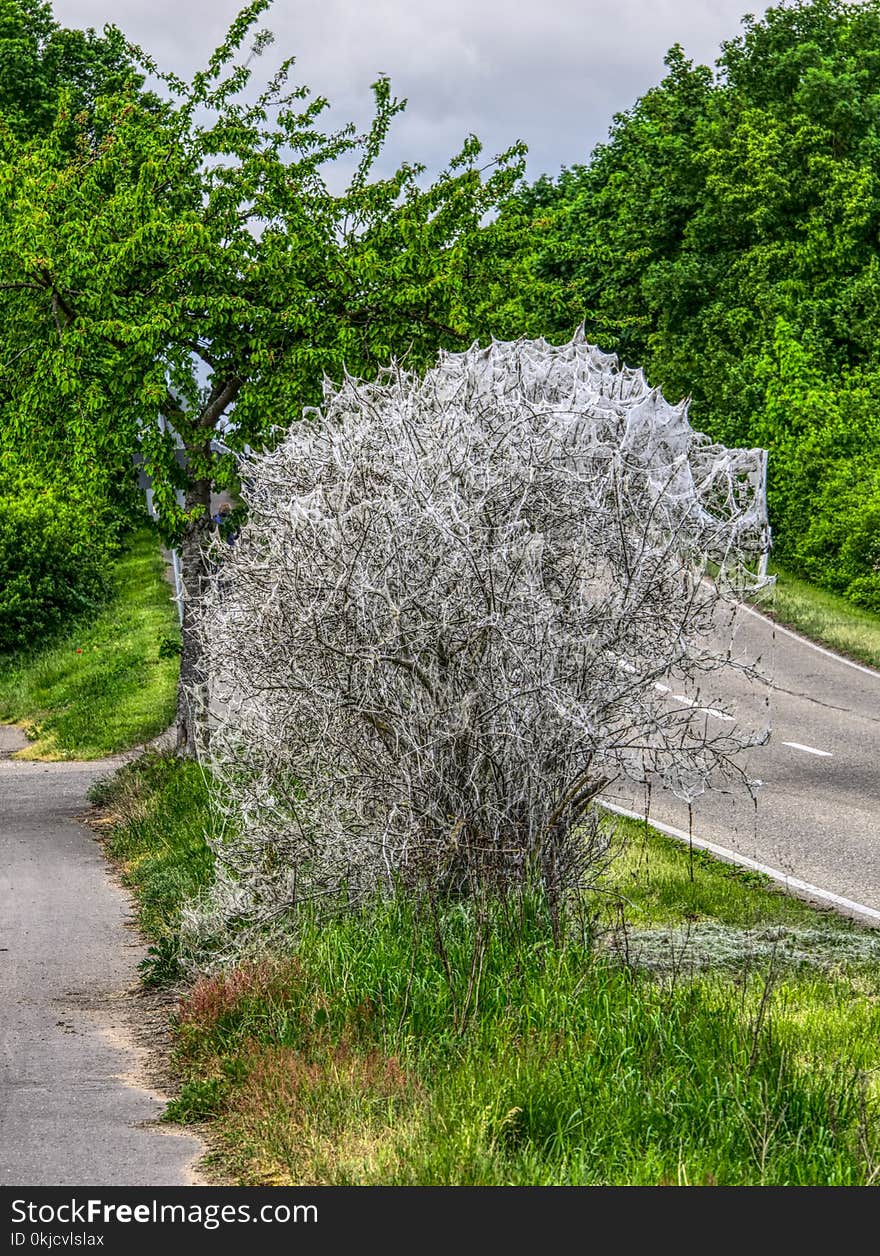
left=486, top=0, right=880, bottom=606
left=0, top=0, right=142, bottom=139
left=0, top=0, right=526, bottom=747
left=1, top=0, right=525, bottom=530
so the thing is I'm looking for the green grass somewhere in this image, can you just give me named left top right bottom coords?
left=0, top=528, right=180, bottom=758
left=90, top=753, right=215, bottom=984
left=94, top=755, right=880, bottom=1186
left=756, top=563, right=880, bottom=671
left=603, top=817, right=830, bottom=930
left=170, top=895, right=880, bottom=1186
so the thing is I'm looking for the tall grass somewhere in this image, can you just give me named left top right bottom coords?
left=93, top=755, right=880, bottom=1186
left=0, top=528, right=179, bottom=758
left=90, top=753, right=214, bottom=983
left=171, top=898, right=880, bottom=1186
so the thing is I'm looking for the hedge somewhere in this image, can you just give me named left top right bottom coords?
left=0, top=490, right=110, bottom=652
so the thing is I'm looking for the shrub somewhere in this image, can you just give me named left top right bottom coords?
left=186, top=334, right=772, bottom=953
left=780, top=458, right=880, bottom=605
left=0, top=490, right=110, bottom=651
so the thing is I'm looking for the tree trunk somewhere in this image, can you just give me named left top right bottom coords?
left=176, top=469, right=213, bottom=758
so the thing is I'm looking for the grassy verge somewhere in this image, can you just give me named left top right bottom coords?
left=89, top=754, right=215, bottom=985
left=757, top=563, right=880, bottom=671
left=93, top=755, right=880, bottom=1186
left=0, top=528, right=180, bottom=759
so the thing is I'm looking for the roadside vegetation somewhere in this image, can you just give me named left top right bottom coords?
left=92, top=755, right=880, bottom=1186
left=760, top=564, right=880, bottom=672
left=0, top=529, right=179, bottom=759
left=4, top=2, right=879, bottom=756
left=0, top=486, right=111, bottom=652
left=5, top=0, right=880, bottom=1192
left=484, top=0, right=880, bottom=614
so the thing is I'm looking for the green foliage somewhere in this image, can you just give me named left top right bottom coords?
left=488, top=0, right=880, bottom=601
left=0, top=0, right=142, bottom=140
left=0, top=487, right=108, bottom=651
left=0, top=529, right=179, bottom=756
left=0, top=0, right=149, bottom=520
left=0, top=0, right=525, bottom=548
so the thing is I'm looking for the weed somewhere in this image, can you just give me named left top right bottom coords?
left=139, top=937, right=182, bottom=987
left=164, top=1077, right=231, bottom=1123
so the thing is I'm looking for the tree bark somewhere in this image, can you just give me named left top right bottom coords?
left=176, top=465, right=213, bottom=758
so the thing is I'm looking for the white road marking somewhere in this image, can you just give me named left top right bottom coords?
left=599, top=799, right=880, bottom=926
left=616, top=666, right=733, bottom=721
left=702, top=707, right=735, bottom=722
left=620, top=669, right=733, bottom=721
left=781, top=741, right=833, bottom=757
left=668, top=691, right=734, bottom=721
left=738, top=601, right=880, bottom=681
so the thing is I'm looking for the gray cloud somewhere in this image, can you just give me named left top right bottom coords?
left=50, top=0, right=777, bottom=178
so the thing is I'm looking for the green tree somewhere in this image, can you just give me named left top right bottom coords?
left=0, top=3, right=152, bottom=660
left=489, top=0, right=880, bottom=601
left=0, top=0, right=140, bottom=139
left=0, top=0, right=149, bottom=537
left=0, top=0, right=525, bottom=752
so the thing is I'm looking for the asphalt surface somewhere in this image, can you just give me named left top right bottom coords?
left=603, top=602, right=880, bottom=922
left=0, top=726, right=203, bottom=1186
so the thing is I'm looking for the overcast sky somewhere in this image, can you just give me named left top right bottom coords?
left=50, top=0, right=781, bottom=181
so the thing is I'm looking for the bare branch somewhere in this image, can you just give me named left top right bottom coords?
left=182, top=331, right=772, bottom=959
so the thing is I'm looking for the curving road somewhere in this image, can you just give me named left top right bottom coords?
left=603, top=604, right=880, bottom=923
left=0, top=726, right=204, bottom=1186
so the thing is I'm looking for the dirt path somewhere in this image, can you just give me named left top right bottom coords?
left=0, top=725, right=205, bottom=1186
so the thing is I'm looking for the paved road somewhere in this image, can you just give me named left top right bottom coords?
left=0, top=726, right=203, bottom=1186
left=603, top=603, right=880, bottom=921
